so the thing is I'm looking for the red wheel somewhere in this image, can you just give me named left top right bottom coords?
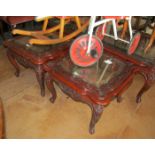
left=70, top=34, right=103, bottom=67
left=95, top=24, right=107, bottom=40
left=128, top=32, right=141, bottom=55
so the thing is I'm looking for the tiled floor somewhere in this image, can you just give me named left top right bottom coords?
left=0, top=41, right=155, bottom=138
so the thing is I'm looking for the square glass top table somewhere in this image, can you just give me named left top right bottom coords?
left=44, top=52, right=136, bottom=134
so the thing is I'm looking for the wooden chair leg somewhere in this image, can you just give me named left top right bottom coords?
left=42, top=18, right=49, bottom=31
left=75, top=16, right=81, bottom=29
left=144, top=25, right=155, bottom=53
left=59, top=18, right=65, bottom=39
left=121, top=20, right=128, bottom=39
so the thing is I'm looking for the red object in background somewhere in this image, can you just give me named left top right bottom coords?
left=103, top=16, right=126, bottom=20
left=70, top=34, right=103, bottom=67
left=0, top=16, right=34, bottom=25
left=95, top=24, right=107, bottom=41
left=128, top=32, right=141, bottom=55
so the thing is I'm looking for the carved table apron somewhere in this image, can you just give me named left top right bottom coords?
left=3, top=36, right=70, bottom=96
left=44, top=53, right=137, bottom=134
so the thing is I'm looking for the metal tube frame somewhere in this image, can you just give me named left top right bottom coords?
left=86, top=16, right=133, bottom=55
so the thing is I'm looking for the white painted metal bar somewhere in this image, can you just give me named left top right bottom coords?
left=86, top=16, right=133, bottom=55
left=112, top=19, right=118, bottom=40
left=87, top=16, right=96, bottom=54
left=103, top=33, right=130, bottom=43
left=97, top=59, right=112, bottom=86
left=118, top=38, right=130, bottom=43
left=127, top=16, right=133, bottom=41
left=93, top=18, right=114, bottom=27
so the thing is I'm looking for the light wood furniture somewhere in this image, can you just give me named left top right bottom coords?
left=133, top=16, right=155, bottom=53
left=144, top=24, right=155, bottom=53
left=12, top=16, right=90, bottom=45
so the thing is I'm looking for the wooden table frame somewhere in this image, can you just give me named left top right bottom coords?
left=43, top=43, right=155, bottom=134
left=103, top=44, right=155, bottom=103
left=43, top=52, right=138, bottom=134
left=3, top=37, right=70, bottom=96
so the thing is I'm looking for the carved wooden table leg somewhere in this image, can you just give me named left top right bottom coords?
left=136, top=81, right=152, bottom=103
left=136, top=70, right=155, bottom=103
left=35, top=65, right=45, bottom=97
left=89, top=104, right=104, bottom=134
left=7, top=51, right=20, bottom=77
left=45, top=73, right=57, bottom=103
left=117, top=95, right=123, bottom=103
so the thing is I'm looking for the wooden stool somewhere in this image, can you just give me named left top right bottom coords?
left=0, top=98, right=5, bottom=138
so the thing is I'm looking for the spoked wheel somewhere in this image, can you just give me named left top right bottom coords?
left=127, top=32, right=141, bottom=55
left=95, top=24, right=107, bottom=41
left=95, top=19, right=112, bottom=41
left=70, top=34, right=103, bottom=67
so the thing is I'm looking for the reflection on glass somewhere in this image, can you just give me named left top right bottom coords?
left=59, top=53, right=126, bottom=87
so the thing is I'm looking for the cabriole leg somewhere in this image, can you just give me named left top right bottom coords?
left=45, top=73, right=57, bottom=103
left=35, top=66, right=45, bottom=97
left=89, top=104, right=104, bottom=134
left=7, top=51, right=20, bottom=77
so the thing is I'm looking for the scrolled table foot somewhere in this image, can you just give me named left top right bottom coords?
left=15, top=70, right=20, bottom=77
left=117, top=95, right=123, bottom=103
left=41, top=89, right=45, bottom=97
left=35, top=67, right=45, bottom=97
left=89, top=126, right=95, bottom=135
left=45, top=73, right=57, bottom=104
left=136, top=70, right=155, bottom=103
left=50, top=95, right=56, bottom=103
left=136, top=95, right=141, bottom=104
left=7, top=50, right=20, bottom=77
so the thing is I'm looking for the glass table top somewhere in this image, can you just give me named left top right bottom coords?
left=52, top=53, right=131, bottom=88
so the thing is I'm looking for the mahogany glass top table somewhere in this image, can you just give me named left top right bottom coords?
left=44, top=52, right=136, bottom=134
left=3, top=36, right=70, bottom=96
left=103, top=35, right=155, bottom=103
